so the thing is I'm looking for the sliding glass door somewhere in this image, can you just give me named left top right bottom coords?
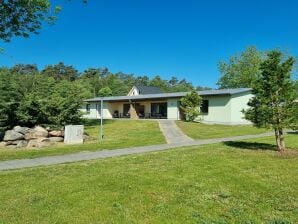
left=151, top=102, right=167, bottom=118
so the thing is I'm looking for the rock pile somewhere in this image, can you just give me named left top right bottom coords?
left=0, top=126, right=64, bottom=149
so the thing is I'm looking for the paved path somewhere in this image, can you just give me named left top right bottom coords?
left=0, top=132, right=274, bottom=171
left=158, top=120, right=194, bottom=143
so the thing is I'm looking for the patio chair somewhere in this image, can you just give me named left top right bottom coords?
left=113, top=110, right=119, bottom=118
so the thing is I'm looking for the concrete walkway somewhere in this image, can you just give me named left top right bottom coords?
left=158, top=120, right=194, bottom=143
left=0, top=132, right=274, bottom=171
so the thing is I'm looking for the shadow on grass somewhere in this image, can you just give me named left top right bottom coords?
left=224, top=141, right=277, bottom=151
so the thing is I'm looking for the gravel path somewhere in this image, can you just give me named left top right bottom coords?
left=0, top=132, right=274, bottom=171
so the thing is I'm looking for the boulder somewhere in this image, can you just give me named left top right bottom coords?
left=27, top=138, right=50, bottom=148
left=49, top=130, right=63, bottom=137
left=3, top=130, right=24, bottom=141
left=25, top=126, right=48, bottom=140
left=6, top=145, right=17, bottom=149
left=49, top=137, right=64, bottom=142
left=13, top=126, right=30, bottom=135
left=0, top=141, right=15, bottom=146
left=10, top=141, right=19, bottom=145
left=16, top=140, right=28, bottom=148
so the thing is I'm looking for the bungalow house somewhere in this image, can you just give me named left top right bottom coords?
left=82, top=86, right=253, bottom=125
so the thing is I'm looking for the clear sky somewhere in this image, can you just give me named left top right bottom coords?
left=0, top=0, right=297, bottom=87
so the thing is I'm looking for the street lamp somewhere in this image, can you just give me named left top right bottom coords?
left=100, top=98, right=103, bottom=141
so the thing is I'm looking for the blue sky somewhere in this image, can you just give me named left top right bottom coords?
left=0, top=0, right=297, bottom=87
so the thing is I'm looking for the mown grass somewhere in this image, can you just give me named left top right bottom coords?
left=176, top=121, right=270, bottom=139
left=0, top=120, right=165, bottom=161
left=0, top=134, right=297, bottom=223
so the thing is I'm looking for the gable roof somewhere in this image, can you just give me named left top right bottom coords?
left=85, top=88, right=252, bottom=102
left=135, top=86, right=163, bottom=95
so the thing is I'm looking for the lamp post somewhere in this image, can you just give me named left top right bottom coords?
left=100, top=98, right=103, bottom=141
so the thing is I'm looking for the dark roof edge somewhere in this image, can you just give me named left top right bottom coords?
left=85, top=88, right=252, bottom=102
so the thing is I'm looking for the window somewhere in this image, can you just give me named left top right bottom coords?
left=151, top=102, right=167, bottom=117
left=86, top=104, right=91, bottom=113
left=200, top=100, right=209, bottom=113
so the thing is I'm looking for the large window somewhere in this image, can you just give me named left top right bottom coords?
left=86, top=104, right=91, bottom=113
left=200, top=100, right=209, bottom=113
left=151, top=102, right=167, bottom=118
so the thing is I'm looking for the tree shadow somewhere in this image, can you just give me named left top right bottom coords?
left=224, top=141, right=277, bottom=151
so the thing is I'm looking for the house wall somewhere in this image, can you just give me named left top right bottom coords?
left=167, top=98, right=179, bottom=120
left=107, top=102, right=123, bottom=116
left=197, top=93, right=252, bottom=125
left=127, top=86, right=139, bottom=96
left=81, top=102, right=111, bottom=119
left=230, top=92, right=253, bottom=124
left=81, top=103, right=97, bottom=119
left=197, top=95, right=232, bottom=124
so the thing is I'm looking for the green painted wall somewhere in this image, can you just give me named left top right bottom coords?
left=198, top=92, right=252, bottom=125
left=81, top=102, right=111, bottom=119
left=230, top=92, right=253, bottom=124
left=197, top=95, right=232, bottom=124
left=167, top=98, right=179, bottom=120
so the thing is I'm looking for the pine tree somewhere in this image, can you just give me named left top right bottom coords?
left=244, top=50, right=297, bottom=152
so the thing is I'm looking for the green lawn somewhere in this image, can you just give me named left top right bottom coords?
left=0, top=134, right=297, bottom=223
left=176, top=121, right=270, bottom=139
left=0, top=120, right=165, bottom=161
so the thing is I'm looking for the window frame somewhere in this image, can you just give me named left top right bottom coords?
left=200, top=100, right=209, bottom=114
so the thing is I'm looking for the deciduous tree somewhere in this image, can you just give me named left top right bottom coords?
left=41, top=62, right=78, bottom=81
left=0, top=0, right=58, bottom=41
left=180, top=90, right=202, bottom=122
left=217, top=46, right=263, bottom=88
left=98, top=87, right=113, bottom=97
left=0, top=0, right=86, bottom=42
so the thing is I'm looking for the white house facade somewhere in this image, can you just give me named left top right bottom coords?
left=81, top=86, right=253, bottom=125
